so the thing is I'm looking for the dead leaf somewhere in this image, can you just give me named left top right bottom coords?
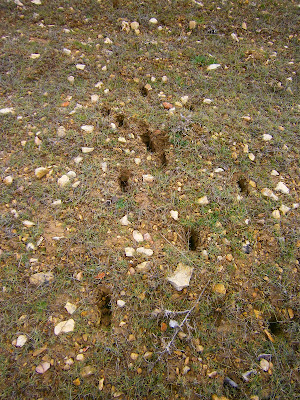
left=95, top=272, right=105, bottom=280
left=61, top=101, right=70, bottom=107
left=161, top=322, right=167, bottom=332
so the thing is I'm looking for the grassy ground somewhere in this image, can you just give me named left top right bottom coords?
left=0, top=0, right=299, bottom=399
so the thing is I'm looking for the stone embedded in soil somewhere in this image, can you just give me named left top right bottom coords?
left=279, top=204, right=290, bottom=215
left=74, top=156, right=83, bottom=164
left=263, top=134, right=273, bottom=141
left=260, top=358, right=270, bottom=372
left=207, top=63, right=221, bottom=70
left=197, top=196, right=209, bottom=205
left=248, top=153, right=255, bottom=161
left=261, top=188, right=278, bottom=201
left=57, top=174, right=70, bottom=187
left=15, top=335, right=27, bottom=347
left=30, top=272, right=54, bottom=285
left=125, top=247, right=135, bottom=257
left=212, top=283, right=226, bottom=295
left=3, top=176, right=13, bottom=185
left=80, top=366, right=95, bottom=378
left=275, top=181, right=289, bottom=194
left=272, top=209, right=281, bottom=219
left=133, top=230, right=144, bottom=243
left=57, top=126, right=66, bottom=137
left=65, top=302, right=77, bottom=314
left=81, top=147, right=94, bottom=153
left=117, top=299, right=126, bottom=307
left=143, top=174, right=154, bottom=183
left=170, top=210, right=179, bottom=220
left=189, top=20, right=197, bottom=30
left=136, top=261, right=150, bottom=272
left=91, top=94, right=99, bottom=103
left=271, top=169, right=279, bottom=176
left=76, top=63, right=85, bottom=70
left=22, top=220, right=35, bottom=227
left=163, top=102, right=173, bottom=109
left=203, top=98, right=212, bottom=104
left=167, top=263, right=193, bottom=291
left=0, top=107, right=14, bottom=114
left=36, top=362, right=50, bottom=374
left=120, top=215, right=130, bottom=226
left=81, top=125, right=94, bottom=133
left=54, top=319, right=75, bottom=335
left=149, top=17, right=158, bottom=24
left=136, top=247, right=153, bottom=256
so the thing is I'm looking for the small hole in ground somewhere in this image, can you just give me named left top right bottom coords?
left=140, top=85, right=149, bottom=97
left=237, top=177, right=249, bottom=195
left=118, top=169, right=131, bottom=192
left=186, top=228, right=199, bottom=251
left=116, top=113, right=125, bottom=127
left=96, top=285, right=112, bottom=327
left=101, top=105, right=111, bottom=116
left=268, top=316, right=284, bottom=336
left=140, top=131, right=155, bottom=152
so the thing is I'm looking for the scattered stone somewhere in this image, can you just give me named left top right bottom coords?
left=120, top=215, right=130, bottom=226
left=224, top=376, right=239, bottom=389
left=15, top=335, right=27, bottom=347
left=167, top=263, right=193, bottom=291
left=3, top=176, right=13, bottom=185
left=65, top=302, right=77, bottom=315
left=260, top=358, right=270, bottom=372
left=207, top=64, right=221, bottom=70
left=57, top=126, right=66, bottom=137
left=133, top=230, right=144, bottom=243
left=81, top=125, right=94, bottom=133
left=80, top=366, right=95, bottom=378
left=163, top=102, right=173, bottom=109
left=118, top=137, right=126, bottom=143
left=36, top=362, right=50, bottom=374
left=74, top=156, right=83, bottom=164
left=76, top=64, right=85, bottom=70
left=189, top=20, right=197, bottom=30
left=134, top=158, right=141, bottom=165
left=130, top=21, right=139, bottom=30
left=272, top=209, right=281, bottom=219
left=271, top=169, right=279, bottom=176
left=31, top=0, right=41, bottom=4
left=197, top=196, right=209, bottom=205
left=263, top=134, right=273, bottom=141
left=81, top=147, right=94, bottom=153
left=76, top=354, right=84, bottom=361
left=279, top=204, right=290, bottom=215
left=203, top=98, right=212, bottom=104
left=182, top=366, right=191, bottom=375
left=26, top=243, right=36, bottom=251
left=117, top=299, right=126, bottom=307
left=170, top=210, right=179, bottom=220
left=34, top=167, right=48, bottom=179
left=144, top=351, right=153, bottom=360
left=51, top=199, right=62, bottom=206
left=169, top=320, right=179, bottom=328
left=231, top=33, right=239, bottom=42
left=248, top=153, right=255, bottom=161
left=54, top=319, right=75, bottom=335
left=125, top=247, right=135, bottom=257
left=91, top=94, right=99, bottom=103
left=242, top=370, right=257, bottom=382
left=136, top=261, right=150, bottom=272
left=67, top=76, right=75, bottom=84
left=22, top=220, right=35, bottom=227
left=30, top=53, right=40, bottom=59
left=143, top=174, right=154, bottom=183
left=0, top=107, right=14, bottom=114
left=63, top=48, right=71, bottom=55
left=67, top=170, right=76, bottom=178
left=212, top=283, right=226, bottom=295
left=57, top=175, right=70, bottom=188
left=136, top=247, right=153, bottom=256
left=149, top=17, right=158, bottom=24
left=242, top=22, right=247, bottom=30
left=30, top=272, right=54, bottom=285
left=275, top=181, right=289, bottom=194
left=130, top=352, right=139, bottom=361
left=261, top=188, right=279, bottom=201
left=181, top=95, right=189, bottom=105
left=162, top=76, right=168, bottom=82
left=104, top=37, right=112, bottom=44
left=214, top=167, right=224, bottom=172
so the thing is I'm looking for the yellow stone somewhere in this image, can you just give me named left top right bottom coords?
left=212, top=283, right=226, bottom=295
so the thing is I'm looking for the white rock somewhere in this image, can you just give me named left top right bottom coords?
left=242, top=22, right=247, bottom=30
left=0, top=107, right=14, bottom=114
left=149, top=18, right=158, bottom=24
left=118, top=137, right=126, bottom=143
left=76, top=64, right=85, bottom=70
left=248, top=153, right=255, bottom=161
left=261, top=188, right=278, bottom=201
left=31, top=0, right=41, bottom=4
left=81, top=147, right=94, bottom=153
left=74, top=156, right=83, bottom=164
left=57, top=175, right=70, bottom=188
left=14, top=0, right=24, bottom=6
left=57, top=126, right=66, bottom=137
left=214, top=167, right=224, bottom=172
left=120, top=215, right=130, bottom=226
left=54, top=319, right=75, bottom=335
left=243, top=144, right=249, bottom=153
left=95, top=81, right=103, bottom=88
left=134, top=158, right=141, bottom=165
left=197, top=196, right=209, bottom=205
left=66, top=171, right=76, bottom=178
left=181, top=96, right=189, bottom=105
left=36, top=362, right=50, bottom=374
left=170, top=210, right=179, bottom=220
left=101, top=162, right=107, bottom=172
left=207, top=64, right=221, bottom=71
left=275, top=181, right=289, bottom=194
left=121, top=21, right=130, bottom=33
left=189, top=20, right=197, bottom=30
left=169, top=320, right=179, bottom=328
left=76, top=354, right=84, bottom=361
left=3, top=176, right=13, bottom=185
left=72, top=181, right=81, bottom=188
left=162, top=76, right=168, bottom=82
left=263, top=134, right=273, bottom=141
left=65, top=302, right=77, bottom=314
left=30, top=272, right=54, bottom=285
left=52, top=200, right=62, bottom=206
left=143, top=174, right=154, bottom=183
left=22, top=220, right=35, bottom=227
left=15, top=335, right=27, bottom=347
left=35, top=167, right=48, bottom=179
left=26, top=243, right=36, bottom=251
left=260, top=359, right=270, bottom=372
left=279, top=204, right=290, bottom=215
left=30, top=53, right=40, bottom=59
left=136, top=247, right=153, bottom=256
left=91, top=94, right=99, bottom=103
left=167, top=263, right=193, bottom=291
left=272, top=209, right=281, bottom=219
left=203, top=98, right=212, bottom=104
left=125, top=247, right=135, bottom=257
left=136, top=261, right=150, bottom=272
left=130, top=21, right=139, bottom=30
left=271, top=169, right=279, bottom=176
left=34, top=136, right=42, bottom=146
left=293, top=203, right=299, bottom=209
left=81, top=125, right=94, bottom=133
left=67, top=76, right=74, bottom=84
left=63, top=48, right=71, bottom=55
left=133, top=230, right=144, bottom=243
left=104, top=37, right=112, bottom=44
left=117, top=300, right=126, bottom=307
left=231, top=33, right=239, bottom=42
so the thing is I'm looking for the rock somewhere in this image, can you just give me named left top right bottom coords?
left=67, top=170, right=76, bottom=178
left=104, top=37, right=112, bottom=44
left=35, top=136, right=42, bottom=146
left=170, top=210, right=179, bottom=220
left=143, top=174, right=154, bottom=183
left=0, top=107, right=14, bottom=114
left=162, top=76, right=168, bottom=82
left=34, top=167, right=48, bottom=179
left=207, top=64, right=221, bottom=70
left=197, top=196, right=209, bottom=205
left=74, top=156, right=83, bottom=164
left=76, top=354, right=84, bottom=361
left=136, top=261, right=150, bottom=272
left=272, top=209, right=281, bottom=219
left=36, top=362, right=50, bottom=374
left=231, top=33, right=239, bottom=42
left=3, top=176, right=13, bottom=185
left=81, top=147, right=94, bottom=153
left=72, top=181, right=80, bottom=188
left=212, top=283, right=226, bottom=294
left=65, top=302, right=77, bottom=314
left=30, top=272, right=54, bottom=285
left=76, top=64, right=85, bottom=70
left=130, top=21, right=139, bottom=30
left=98, top=377, right=104, bottom=391
left=214, top=167, right=224, bottom=172
left=117, top=300, right=125, bottom=307
left=54, top=319, right=75, bottom=335
left=133, top=230, right=144, bottom=243
left=134, top=158, right=141, bottom=165
left=163, top=102, right=173, bottom=109
left=63, top=48, right=71, bottom=55
left=144, top=351, right=153, bottom=360
left=260, top=358, right=270, bottom=372
left=67, top=76, right=74, bottom=84
left=271, top=169, right=279, bottom=176
left=22, top=220, right=35, bottom=227
left=248, top=153, right=255, bottom=161
left=80, top=366, right=95, bottom=378
left=261, top=188, right=278, bottom=201
left=189, top=20, right=197, bottom=30
left=169, top=320, right=179, bottom=328
left=30, top=53, right=41, bottom=59
left=242, top=22, right=247, bottom=30
left=203, top=98, right=212, bottom=104
left=136, top=247, right=153, bottom=256
left=91, top=94, right=99, bottom=103
left=81, top=125, right=94, bottom=133
left=57, top=126, right=66, bottom=137
left=120, top=215, right=130, bottom=226
left=279, top=204, right=290, bottom=215
left=275, top=181, right=289, bottom=194
left=149, top=17, right=158, bottom=24
left=224, top=376, right=239, bottom=388
left=118, top=137, right=126, bottom=143
left=167, top=263, right=193, bottom=291
left=181, top=95, right=189, bottom=105
left=263, top=134, right=273, bottom=141
left=57, top=175, right=70, bottom=188
left=182, top=366, right=191, bottom=374
left=130, top=352, right=139, bottom=360
left=15, top=335, right=27, bottom=347
left=31, top=0, right=41, bottom=4
left=125, top=247, right=135, bottom=257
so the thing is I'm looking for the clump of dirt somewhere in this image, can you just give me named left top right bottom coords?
left=118, top=168, right=132, bottom=192
left=96, top=285, right=112, bottom=327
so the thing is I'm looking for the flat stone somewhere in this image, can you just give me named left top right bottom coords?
left=167, top=263, right=193, bottom=291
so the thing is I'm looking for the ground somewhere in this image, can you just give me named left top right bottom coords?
left=0, top=0, right=299, bottom=399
